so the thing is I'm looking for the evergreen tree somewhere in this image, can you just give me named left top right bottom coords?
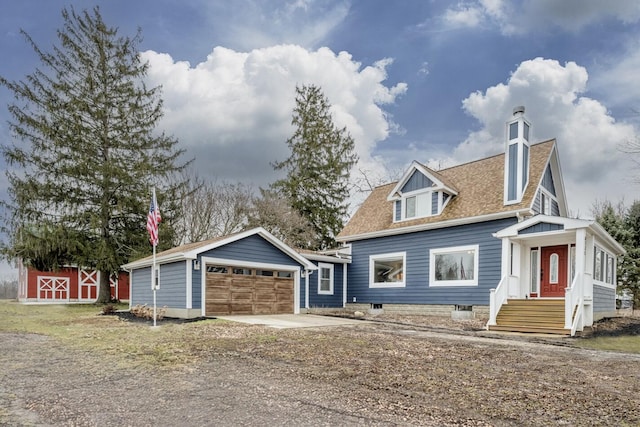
left=0, top=7, right=187, bottom=302
left=623, top=201, right=640, bottom=308
left=271, top=84, right=358, bottom=250
left=594, top=200, right=640, bottom=309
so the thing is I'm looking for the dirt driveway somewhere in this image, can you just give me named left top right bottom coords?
left=1, top=316, right=640, bottom=426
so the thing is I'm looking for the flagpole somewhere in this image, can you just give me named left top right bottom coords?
left=152, top=238, right=157, bottom=327
left=152, top=187, right=157, bottom=328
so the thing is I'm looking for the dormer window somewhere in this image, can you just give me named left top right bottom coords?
left=523, top=122, right=530, bottom=140
left=388, top=161, right=459, bottom=223
left=405, top=190, right=431, bottom=219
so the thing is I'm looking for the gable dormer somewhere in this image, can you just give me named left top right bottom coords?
left=504, top=106, right=531, bottom=205
left=388, top=161, right=458, bottom=222
left=532, top=142, right=568, bottom=217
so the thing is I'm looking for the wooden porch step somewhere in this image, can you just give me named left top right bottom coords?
left=490, top=299, right=570, bottom=335
left=489, top=325, right=570, bottom=335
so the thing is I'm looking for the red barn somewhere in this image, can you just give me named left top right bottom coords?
left=17, top=263, right=129, bottom=303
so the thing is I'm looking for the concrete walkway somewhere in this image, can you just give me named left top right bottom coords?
left=215, top=314, right=366, bottom=329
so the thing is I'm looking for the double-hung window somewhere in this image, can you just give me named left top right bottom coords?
left=317, top=263, right=334, bottom=295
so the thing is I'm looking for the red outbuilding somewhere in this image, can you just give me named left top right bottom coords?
left=17, top=263, right=129, bottom=303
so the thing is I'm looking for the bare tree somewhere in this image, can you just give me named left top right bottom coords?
left=247, top=189, right=319, bottom=249
left=173, top=173, right=253, bottom=245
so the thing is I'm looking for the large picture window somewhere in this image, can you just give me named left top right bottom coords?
left=370, top=252, right=406, bottom=288
left=430, top=245, right=479, bottom=286
left=317, top=263, right=334, bottom=295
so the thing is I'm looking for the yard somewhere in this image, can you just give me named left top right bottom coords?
left=1, top=301, right=639, bottom=426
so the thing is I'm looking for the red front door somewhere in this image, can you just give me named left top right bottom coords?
left=540, top=245, right=568, bottom=297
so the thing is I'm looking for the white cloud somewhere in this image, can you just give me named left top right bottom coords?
left=455, top=57, right=637, bottom=217
left=443, top=4, right=484, bottom=29
left=200, top=0, right=351, bottom=50
left=440, top=0, right=640, bottom=35
left=589, top=39, right=640, bottom=112
left=141, top=44, right=407, bottom=190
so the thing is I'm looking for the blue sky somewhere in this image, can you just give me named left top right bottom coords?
left=1, top=0, right=640, bottom=278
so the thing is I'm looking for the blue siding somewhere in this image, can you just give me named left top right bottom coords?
left=197, top=234, right=305, bottom=267
left=395, top=200, right=401, bottom=221
left=307, top=261, right=344, bottom=308
left=542, top=165, right=556, bottom=196
left=532, top=190, right=541, bottom=213
left=401, top=170, right=433, bottom=193
left=519, top=222, right=564, bottom=235
left=507, top=144, right=518, bottom=201
left=130, top=262, right=188, bottom=309
left=156, top=261, right=187, bottom=308
left=593, top=284, right=615, bottom=313
left=347, top=217, right=517, bottom=306
left=192, top=261, right=202, bottom=309
left=431, top=192, right=438, bottom=215
left=130, top=267, right=151, bottom=307
left=533, top=190, right=559, bottom=216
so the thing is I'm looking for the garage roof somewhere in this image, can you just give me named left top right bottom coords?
left=122, top=227, right=317, bottom=271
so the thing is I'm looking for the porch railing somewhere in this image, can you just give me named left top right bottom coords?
left=564, top=272, right=583, bottom=334
left=488, top=275, right=508, bottom=327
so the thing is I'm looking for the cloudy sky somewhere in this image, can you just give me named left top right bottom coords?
left=1, top=0, right=640, bottom=278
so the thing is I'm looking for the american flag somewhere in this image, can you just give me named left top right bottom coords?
left=146, top=189, right=161, bottom=247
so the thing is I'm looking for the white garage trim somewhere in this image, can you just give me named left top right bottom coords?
left=200, top=256, right=301, bottom=316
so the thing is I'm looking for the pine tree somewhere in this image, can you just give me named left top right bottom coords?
left=0, top=7, right=187, bottom=303
left=594, top=200, right=640, bottom=309
left=271, top=84, right=358, bottom=250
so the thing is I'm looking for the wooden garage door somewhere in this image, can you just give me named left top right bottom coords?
left=205, top=265, right=294, bottom=316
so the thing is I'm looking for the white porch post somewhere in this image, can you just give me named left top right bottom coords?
left=575, top=229, right=586, bottom=291
left=500, top=237, right=510, bottom=278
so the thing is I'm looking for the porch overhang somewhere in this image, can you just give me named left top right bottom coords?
left=493, top=214, right=625, bottom=255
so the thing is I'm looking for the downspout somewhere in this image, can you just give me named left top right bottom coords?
left=343, top=263, right=347, bottom=308
left=304, top=269, right=309, bottom=310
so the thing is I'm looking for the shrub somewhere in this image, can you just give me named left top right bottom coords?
left=130, top=304, right=167, bottom=320
left=101, top=304, right=117, bottom=315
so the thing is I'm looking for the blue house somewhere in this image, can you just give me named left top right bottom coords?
left=123, top=227, right=349, bottom=318
left=336, top=106, right=624, bottom=335
left=125, top=107, right=623, bottom=335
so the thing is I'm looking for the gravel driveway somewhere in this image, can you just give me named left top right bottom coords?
left=2, top=316, right=639, bottom=426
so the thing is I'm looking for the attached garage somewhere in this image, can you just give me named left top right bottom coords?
left=124, top=227, right=319, bottom=319
left=204, top=264, right=295, bottom=315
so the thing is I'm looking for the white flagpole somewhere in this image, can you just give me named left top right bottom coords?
left=152, top=240, right=157, bottom=327
left=151, top=187, right=157, bottom=328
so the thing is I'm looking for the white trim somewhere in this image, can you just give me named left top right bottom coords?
left=317, top=262, right=334, bottom=295
left=494, top=214, right=625, bottom=254
left=386, top=161, right=458, bottom=202
left=200, top=256, right=301, bottom=316
left=186, top=260, right=192, bottom=309
left=429, top=245, right=479, bottom=287
left=342, top=262, right=347, bottom=307
left=301, top=252, right=351, bottom=264
left=339, top=209, right=530, bottom=243
left=123, top=227, right=317, bottom=271
left=37, top=276, right=70, bottom=301
left=369, top=252, right=406, bottom=288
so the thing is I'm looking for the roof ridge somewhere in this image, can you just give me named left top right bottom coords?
left=436, top=138, right=555, bottom=173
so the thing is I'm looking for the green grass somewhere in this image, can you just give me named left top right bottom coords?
left=576, top=336, right=640, bottom=354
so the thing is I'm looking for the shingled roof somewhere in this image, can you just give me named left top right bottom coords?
left=338, top=139, right=556, bottom=241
